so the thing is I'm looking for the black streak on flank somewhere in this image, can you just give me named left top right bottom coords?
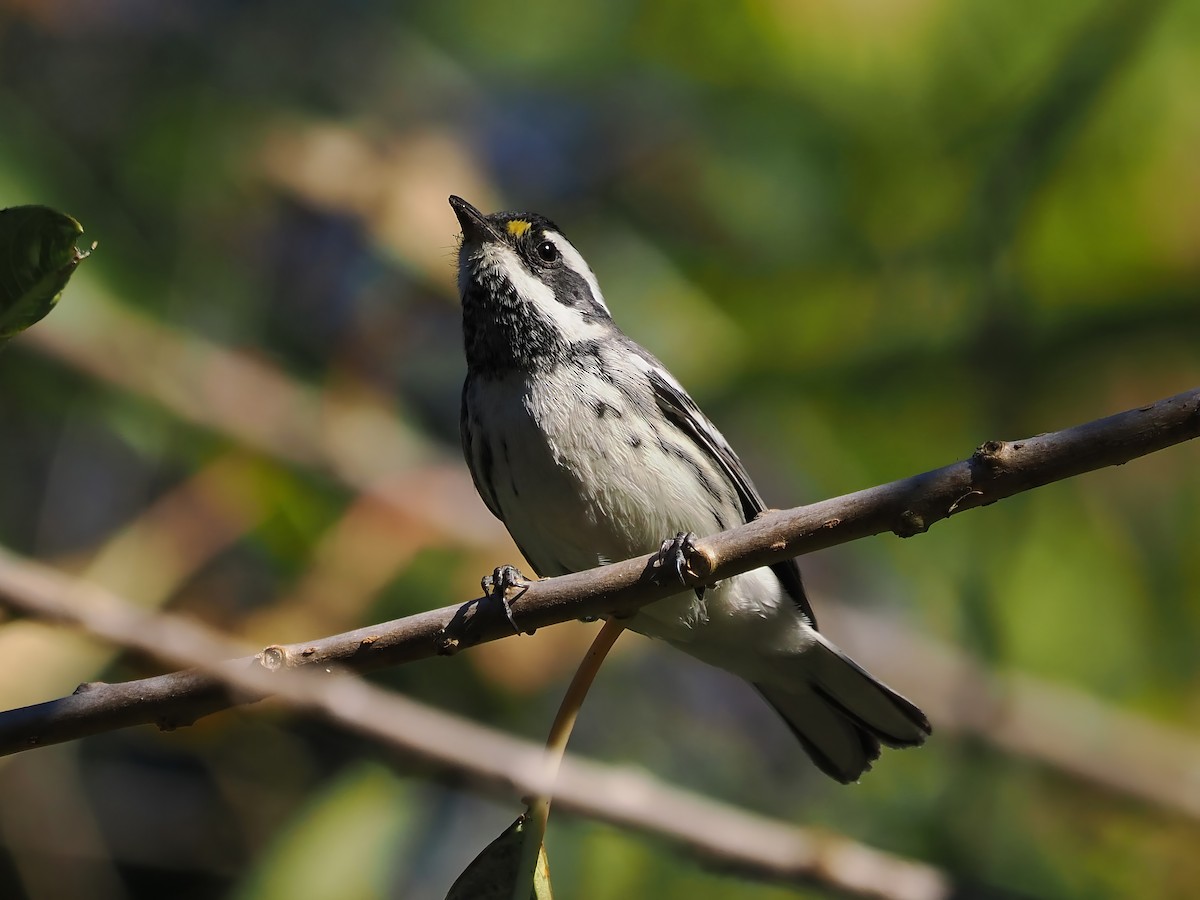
left=629, top=436, right=643, bottom=449
left=478, top=430, right=493, bottom=478
left=594, top=400, right=623, bottom=419
left=646, top=422, right=672, bottom=456
left=499, top=438, right=517, bottom=497
left=614, top=372, right=652, bottom=413
left=476, top=434, right=499, bottom=510
left=672, top=445, right=724, bottom=503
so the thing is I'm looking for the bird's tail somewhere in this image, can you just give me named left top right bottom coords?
left=754, top=634, right=930, bottom=783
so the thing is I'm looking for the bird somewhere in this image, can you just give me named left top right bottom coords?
left=450, top=195, right=930, bottom=782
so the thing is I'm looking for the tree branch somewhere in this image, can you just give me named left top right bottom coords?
left=0, top=544, right=950, bottom=900
left=1, top=386, right=1195, bottom=757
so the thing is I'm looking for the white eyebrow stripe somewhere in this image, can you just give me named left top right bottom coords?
left=544, top=231, right=610, bottom=315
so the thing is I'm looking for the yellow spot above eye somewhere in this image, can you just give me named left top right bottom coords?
left=506, top=220, right=531, bottom=237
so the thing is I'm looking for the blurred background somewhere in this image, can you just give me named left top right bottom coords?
left=1, top=0, right=1199, bottom=897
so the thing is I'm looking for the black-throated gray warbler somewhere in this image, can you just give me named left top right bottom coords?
left=450, top=195, right=930, bottom=782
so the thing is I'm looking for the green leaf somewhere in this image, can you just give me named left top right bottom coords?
left=0, top=204, right=93, bottom=341
left=446, top=814, right=553, bottom=900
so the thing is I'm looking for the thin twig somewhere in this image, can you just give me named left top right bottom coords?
left=1, top=386, right=1196, bottom=758
left=514, top=620, right=626, bottom=900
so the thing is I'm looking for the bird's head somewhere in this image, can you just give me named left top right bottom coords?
left=450, top=195, right=614, bottom=373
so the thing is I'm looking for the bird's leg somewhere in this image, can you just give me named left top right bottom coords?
left=652, top=531, right=706, bottom=601
left=481, top=564, right=531, bottom=633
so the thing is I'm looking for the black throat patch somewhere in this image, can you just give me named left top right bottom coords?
left=459, top=246, right=612, bottom=376
left=461, top=273, right=570, bottom=375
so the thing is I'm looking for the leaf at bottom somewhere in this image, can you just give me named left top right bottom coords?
left=446, top=814, right=552, bottom=900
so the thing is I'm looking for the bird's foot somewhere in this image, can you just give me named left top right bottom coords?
left=481, top=564, right=531, bottom=634
left=652, top=531, right=706, bottom=601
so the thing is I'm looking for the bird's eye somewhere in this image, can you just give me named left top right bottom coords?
left=535, top=240, right=559, bottom=263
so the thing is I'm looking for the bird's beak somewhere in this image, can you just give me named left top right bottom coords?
left=449, top=195, right=499, bottom=244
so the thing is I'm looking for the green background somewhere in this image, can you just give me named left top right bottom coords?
left=1, top=1, right=1199, bottom=897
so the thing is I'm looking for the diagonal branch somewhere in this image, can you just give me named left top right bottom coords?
left=0, top=386, right=1196, bottom=760
left=0, top=543, right=950, bottom=900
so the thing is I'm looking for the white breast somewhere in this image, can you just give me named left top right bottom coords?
left=464, top=355, right=800, bottom=651
left=467, top=366, right=723, bottom=565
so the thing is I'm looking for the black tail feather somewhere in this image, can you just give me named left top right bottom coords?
left=754, top=638, right=930, bottom=782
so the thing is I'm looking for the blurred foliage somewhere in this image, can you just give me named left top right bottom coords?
left=0, top=1, right=1198, bottom=898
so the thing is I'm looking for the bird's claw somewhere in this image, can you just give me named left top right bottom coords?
left=653, top=532, right=705, bottom=600
left=481, top=564, right=530, bottom=634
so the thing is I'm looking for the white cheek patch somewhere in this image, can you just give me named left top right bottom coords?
left=477, top=241, right=552, bottom=303
left=477, top=241, right=609, bottom=345
left=544, top=231, right=610, bottom=316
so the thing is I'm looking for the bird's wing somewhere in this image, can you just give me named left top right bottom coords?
left=645, top=367, right=817, bottom=627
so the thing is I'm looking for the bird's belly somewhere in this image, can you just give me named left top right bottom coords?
left=465, top=371, right=787, bottom=649
left=486, top=406, right=721, bottom=570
